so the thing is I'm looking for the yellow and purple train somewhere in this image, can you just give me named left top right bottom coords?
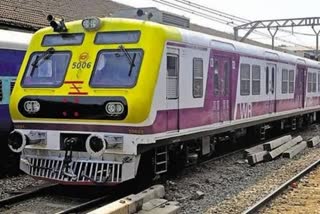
left=8, top=9, right=320, bottom=185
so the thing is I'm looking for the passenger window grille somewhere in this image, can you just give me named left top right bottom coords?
left=166, top=55, right=179, bottom=99
left=193, top=58, right=203, bottom=98
left=240, top=64, right=250, bottom=96
left=0, top=80, right=3, bottom=101
left=252, top=65, right=261, bottom=95
left=10, top=79, right=16, bottom=94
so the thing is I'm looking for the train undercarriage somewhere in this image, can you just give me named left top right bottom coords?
left=7, top=110, right=320, bottom=185
left=137, top=111, right=319, bottom=181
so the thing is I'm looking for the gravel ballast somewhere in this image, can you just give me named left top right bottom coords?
left=0, top=175, right=46, bottom=200
left=164, top=125, right=320, bottom=213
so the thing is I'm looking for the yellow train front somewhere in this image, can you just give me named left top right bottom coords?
left=9, top=15, right=180, bottom=185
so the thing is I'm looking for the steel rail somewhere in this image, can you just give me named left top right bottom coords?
left=242, top=158, right=320, bottom=214
left=0, top=183, right=58, bottom=207
left=55, top=195, right=113, bottom=214
left=198, top=147, right=245, bottom=166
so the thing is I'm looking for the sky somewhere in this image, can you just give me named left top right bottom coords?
left=113, top=0, right=320, bottom=49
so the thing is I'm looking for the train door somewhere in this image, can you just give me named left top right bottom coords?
left=166, top=49, right=179, bottom=131
left=266, top=64, right=276, bottom=113
left=296, top=66, right=306, bottom=108
left=212, top=55, right=231, bottom=122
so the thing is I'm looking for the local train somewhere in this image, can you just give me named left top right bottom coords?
left=0, top=29, right=31, bottom=172
left=8, top=9, right=320, bottom=185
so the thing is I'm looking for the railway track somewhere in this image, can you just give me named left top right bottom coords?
left=0, top=183, right=122, bottom=214
left=243, top=158, right=320, bottom=214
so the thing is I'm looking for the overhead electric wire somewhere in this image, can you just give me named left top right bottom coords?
left=175, top=0, right=315, bottom=37
left=152, top=0, right=314, bottom=48
left=174, top=0, right=249, bottom=23
left=152, top=0, right=231, bottom=25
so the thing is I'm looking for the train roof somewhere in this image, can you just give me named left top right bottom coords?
left=178, top=27, right=320, bottom=68
left=0, top=29, right=32, bottom=51
left=100, top=17, right=320, bottom=68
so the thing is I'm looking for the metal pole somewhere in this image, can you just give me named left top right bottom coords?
left=317, top=35, right=319, bottom=59
left=234, top=27, right=238, bottom=41
left=312, top=26, right=320, bottom=59
left=268, top=28, right=279, bottom=50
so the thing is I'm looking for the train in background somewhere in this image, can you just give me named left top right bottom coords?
left=0, top=29, right=31, bottom=172
left=7, top=8, right=320, bottom=185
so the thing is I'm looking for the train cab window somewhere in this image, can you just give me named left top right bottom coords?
left=213, top=59, right=219, bottom=95
left=193, top=58, right=203, bottom=98
left=42, top=33, right=84, bottom=46
left=22, top=51, right=70, bottom=87
left=166, top=54, right=179, bottom=99
left=240, top=63, right=250, bottom=95
left=252, top=65, right=261, bottom=95
left=95, top=31, right=140, bottom=44
left=289, top=70, right=294, bottom=93
left=281, top=69, right=288, bottom=94
left=90, top=49, right=143, bottom=88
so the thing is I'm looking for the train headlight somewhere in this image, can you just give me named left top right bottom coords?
left=105, top=102, right=124, bottom=115
left=8, top=130, right=27, bottom=153
left=82, top=17, right=101, bottom=31
left=24, top=100, right=40, bottom=114
left=85, top=135, right=107, bottom=157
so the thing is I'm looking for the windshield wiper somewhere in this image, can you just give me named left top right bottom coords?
left=119, top=45, right=136, bottom=76
left=30, top=47, right=55, bottom=76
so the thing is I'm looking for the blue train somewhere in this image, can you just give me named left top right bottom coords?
left=0, top=29, right=31, bottom=173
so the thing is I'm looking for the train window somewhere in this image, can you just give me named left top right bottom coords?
left=0, top=80, right=2, bottom=101
left=252, top=65, right=261, bottom=95
left=223, top=61, right=230, bottom=96
left=166, top=54, right=179, bottom=99
left=266, top=67, right=269, bottom=94
left=289, top=70, right=294, bottom=93
left=318, top=73, right=320, bottom=92
left=193, top=58, right=203, bottom=98
left=308, top=72, right=312, bottom=92
left=90, top=49, right=143, bottom=88
left=313, top=73, right=317, bottom=92
left=10, top=79, right=15, bottom=94
left=213, top=59, right=219, bottom=95
left=22, top=51, right=71, bottom=87
left=42, top=33, right=84, bottom=46
left=281, top=69, right=288, bottom=94
left=240, top=64, right=250, bottom=96
left=271, top=67, right=275, bottom=94
left=95, top=31, right=141, bottom=44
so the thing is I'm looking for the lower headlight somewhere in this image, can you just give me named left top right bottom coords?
left=105, top=102, right=124, bottom=115
left=24, top=100, right=40, bottom=114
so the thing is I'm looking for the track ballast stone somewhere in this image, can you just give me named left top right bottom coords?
left=164, top=125, right=320, bottom=214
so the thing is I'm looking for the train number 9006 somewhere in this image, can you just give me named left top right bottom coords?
left=72, top=61, right=92, bottom=69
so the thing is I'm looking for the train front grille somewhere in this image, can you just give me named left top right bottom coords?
left=26, top=157, right=122, bottom=183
